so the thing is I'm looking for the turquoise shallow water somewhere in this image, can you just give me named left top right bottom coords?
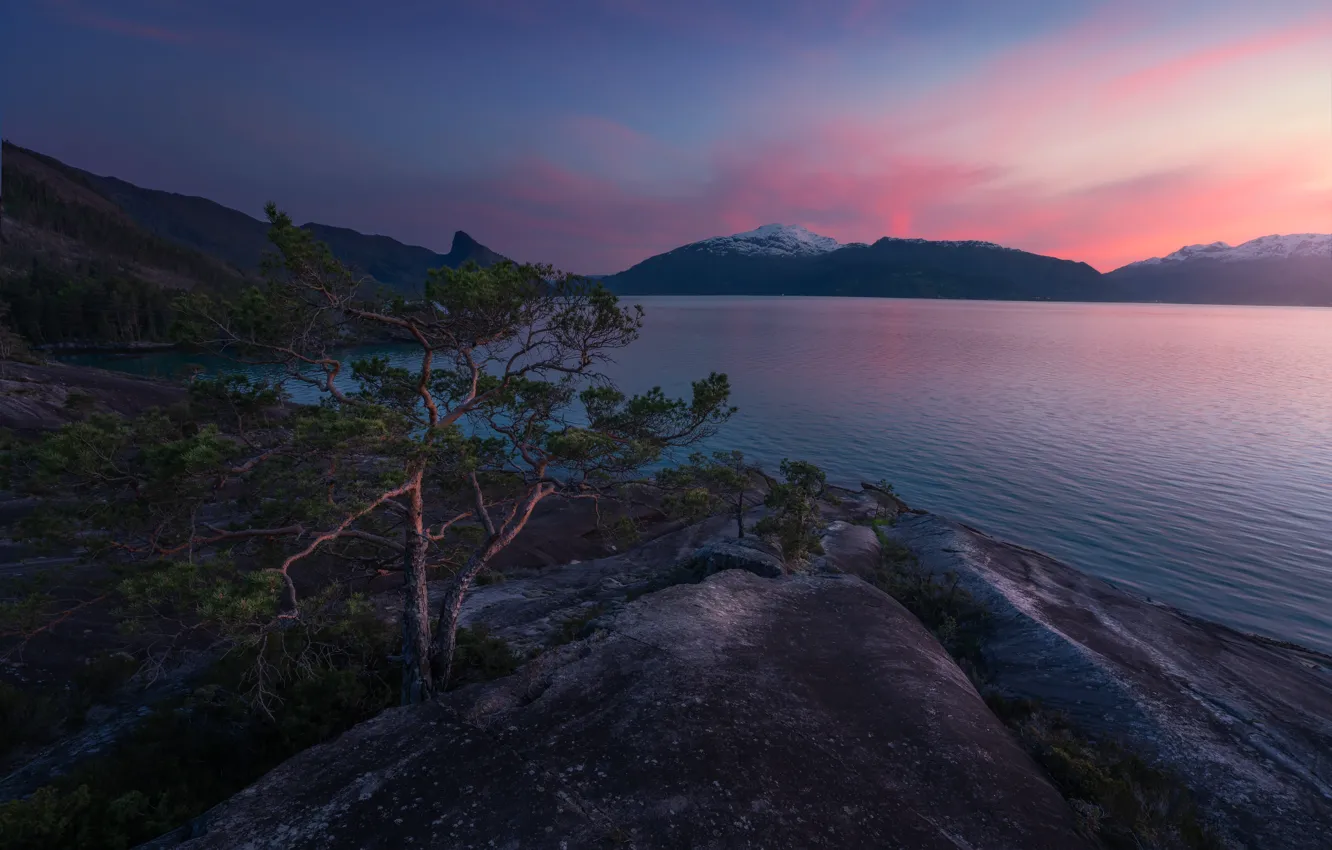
left=67, top=297, right=1332, bottom=653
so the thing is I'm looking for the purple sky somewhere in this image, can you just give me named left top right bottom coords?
left=4, top=0, right=1330, bottom=273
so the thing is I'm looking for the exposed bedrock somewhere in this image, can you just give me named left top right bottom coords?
left=887, top=512, right=1332, bottom=850
left=0, top=360, right=184, bottom=432
left=178, top=569, right=1089, bottom=850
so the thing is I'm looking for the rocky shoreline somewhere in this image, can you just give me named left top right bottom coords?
left=886, top=512, right=1332, bottom=850
left=0, top=360, right=185, bottom=432
left=32, top=341, right=179, bottom=354
left=139, top=486, right=1331, bottom=850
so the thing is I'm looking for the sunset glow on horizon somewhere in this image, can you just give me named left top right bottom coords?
left=6, top=0, right=1330, bottom=273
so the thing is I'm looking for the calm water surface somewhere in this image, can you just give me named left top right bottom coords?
left=72, top=298, right=1332, bottom=653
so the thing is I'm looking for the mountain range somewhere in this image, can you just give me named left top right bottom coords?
left=2, top=141, right=1327, bottom=307
left=603, top=225, right=1105, bottom=301
left=603, top=225, right=1331, bottom=305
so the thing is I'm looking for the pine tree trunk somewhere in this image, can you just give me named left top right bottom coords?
left=430, top=482, right=551, bottom=688
left=400, top=487, right=434, bottom=705
left=736, top=498, right=745, bottom=538
left=431, top=567, right=473, bottom=690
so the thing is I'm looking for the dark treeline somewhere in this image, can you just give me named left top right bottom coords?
left=0, top=151, right=248, bottom=347
left=0, top=263, right=173, bottom=346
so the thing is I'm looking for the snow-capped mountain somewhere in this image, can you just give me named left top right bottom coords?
left=685, top=225, right=1025, bottom=259
left=1105, top=233, right=1332, bottom=306
left=1121, top=234, right=1331, bottom=269
left=605, top=226, right=1329, bottom=304
left=692, top=224, right=842, bottom=257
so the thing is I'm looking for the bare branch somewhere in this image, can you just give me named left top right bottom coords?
left=426, top=510, right=474, bottom=542
left=268, top=483, right=414, bottom=618
left=470, top=472, right=496, bottom=537
left=1, top=594, right=107, bottom=641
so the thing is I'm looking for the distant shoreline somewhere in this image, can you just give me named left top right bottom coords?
left=35, top=341, right=180, bottom=355
left=617, top=293, right=1332, bottom=309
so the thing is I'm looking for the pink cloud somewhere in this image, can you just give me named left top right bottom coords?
left=917, top=145, right=1332, bottom=270
left=460, top=0, right=915, bottom=49
left=355, top=119, right=1001, bottom=272
left=1106, top=16, right=1332, bottom=100
left=366, top=118, right=1326, bottom=275
left=48, top=0, right=193, bottom=44
left=563, top=115, right=657, bottom=149
left=885, top=7, right=1331, bottom=160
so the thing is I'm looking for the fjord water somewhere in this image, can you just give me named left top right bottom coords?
left=628, top=298, right=1332, bottom=654
left=75, top=298, right=1332, bottom=654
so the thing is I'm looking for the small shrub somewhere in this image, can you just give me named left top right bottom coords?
left=548, top=603, right=608, bottom=647
left=660, top=484, right=713, bottom=524
left=608, top=515, right=641, bottom=550
left=864, top=480, right=907, bottom=520
left=657, top=450, right=758, bottom=539
left=988, top=695, right=1223, bottom=850
left=754, top=459, right=826, bottom=561
left=451, top=625, right=521, bottom=686
left=0, top=577, right=61, bottom=636
left=869, top=535, right=988, bottom=672
left=62, top=392, right=96, bottom=414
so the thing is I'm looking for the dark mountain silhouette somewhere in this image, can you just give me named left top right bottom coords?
left=1102, top=258, right=1332, bottom=306
left=6, top=141, right=1328, bottom=307
left=1102, top=236, right=1332, bottom=306
left=604, top=231, right=1104, bottom=300
left=1, top=142, right=244, bottom=289
left=84, top=171, right=275, bottom=274
left=304, top=224, right=505, bottom=294
left=605, top=225, right=1332, bottom=305
left=2, top=141, right=509, bottom=296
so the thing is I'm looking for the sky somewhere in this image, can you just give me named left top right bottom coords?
left=3, top=0, right=1330, bottom=273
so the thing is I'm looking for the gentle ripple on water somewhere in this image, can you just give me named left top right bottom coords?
left=64, top=297, right=1332, bottom=653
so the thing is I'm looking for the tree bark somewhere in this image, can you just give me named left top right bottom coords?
left=735, top=497, right=745, bottom=538
left=430, top=481, right=553, bottom=687
left=400, top=484, right=434, bottom=705
left=430, top=558, right=479, bottom=691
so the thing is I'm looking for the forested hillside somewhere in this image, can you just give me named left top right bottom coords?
left=1, top=142, right=245, bottom=345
